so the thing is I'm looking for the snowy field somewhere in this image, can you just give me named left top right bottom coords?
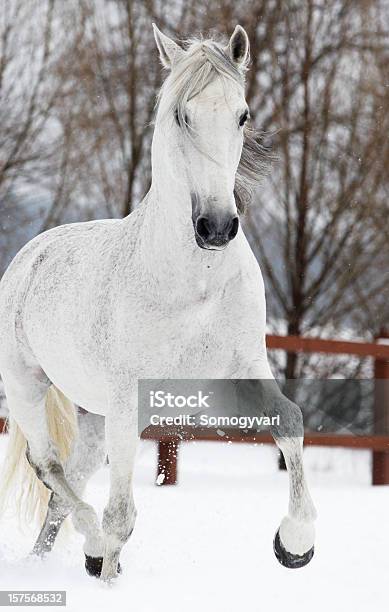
left=0, top=436, right=388, bottom=612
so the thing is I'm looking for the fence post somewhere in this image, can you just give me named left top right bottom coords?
left=373, top=329, right=389, bottom=485
left=157, top=438, right=179, bottom=485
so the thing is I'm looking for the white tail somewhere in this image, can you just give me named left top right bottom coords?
left=0, top=385, right=78, bottom=527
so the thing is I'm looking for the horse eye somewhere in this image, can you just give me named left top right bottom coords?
left=239, top=110, right=249, bottom=127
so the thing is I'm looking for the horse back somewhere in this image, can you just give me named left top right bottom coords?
left=0, top=219, right=121, bottom=370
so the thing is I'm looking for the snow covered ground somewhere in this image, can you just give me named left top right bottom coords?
left=0, top=436, right=388, bottom=611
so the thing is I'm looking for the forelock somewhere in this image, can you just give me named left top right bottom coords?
left=156, top=38, right=246, bottom=134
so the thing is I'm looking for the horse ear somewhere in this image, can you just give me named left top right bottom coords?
left=152, top=23, right=184, bottom=69
left=227, top=25, right=249, bottom=67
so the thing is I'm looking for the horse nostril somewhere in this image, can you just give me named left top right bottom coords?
left=228, top=216, right=239, bottom=240
left=196, top=216, right=212, bottom=241
left=195, top=214, right=239, bottom=246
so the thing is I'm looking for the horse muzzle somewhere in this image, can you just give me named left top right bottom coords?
left=193, top=213, right=239, bottom=250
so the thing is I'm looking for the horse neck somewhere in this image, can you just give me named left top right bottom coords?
left=140, top=179, right=200, bottom=276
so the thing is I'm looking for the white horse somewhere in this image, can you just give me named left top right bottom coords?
left=0, top=24, right=316, bottom=581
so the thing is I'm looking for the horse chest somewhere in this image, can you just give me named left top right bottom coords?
left=114, top=275, right=262, bottom=378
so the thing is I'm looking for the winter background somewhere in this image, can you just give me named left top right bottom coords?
left=0, top=0, right=389, bottom=610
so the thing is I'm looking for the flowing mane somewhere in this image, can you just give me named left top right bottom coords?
left=156, top=37, right=272, bottom=213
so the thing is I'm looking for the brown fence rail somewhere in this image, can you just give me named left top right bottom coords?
left=266, top=334, right=389, bottom=359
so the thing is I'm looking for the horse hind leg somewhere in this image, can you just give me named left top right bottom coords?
left=32, top=409, right=106, bottom=563
left=1, top=370, right=104, bottom=563
left=32, top=491, right=69, bottom=556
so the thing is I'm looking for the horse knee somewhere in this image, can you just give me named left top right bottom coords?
left=271, top=397, right=304, bottom=440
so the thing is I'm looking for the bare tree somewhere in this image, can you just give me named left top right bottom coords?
left=41, top=0, right=164, bottom=221
left=0, top=0, right=73, bottom=268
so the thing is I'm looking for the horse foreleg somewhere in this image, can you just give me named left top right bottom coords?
left=272, top=429, right=316, bottom=567
left=100, top=406, right=138, bottom=582
left=238, top=377, right=316, bottom=568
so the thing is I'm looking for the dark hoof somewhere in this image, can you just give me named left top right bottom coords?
left=273, top=529, right=314, bottom=569
left=84, top=555, right=122, bottom=578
